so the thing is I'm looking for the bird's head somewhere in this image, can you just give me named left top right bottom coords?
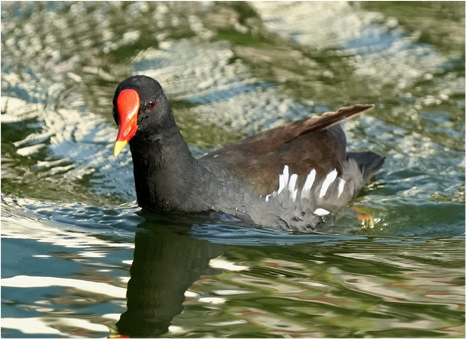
left=112, top=75, right=172, bottom=156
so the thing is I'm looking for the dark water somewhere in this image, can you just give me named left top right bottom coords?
left=1, top=1, right=464, bottom=337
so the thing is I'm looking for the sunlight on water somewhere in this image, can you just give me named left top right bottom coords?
left=251, top=2, right=451, bottom=89
left=1, top=1, right=464, bottom=338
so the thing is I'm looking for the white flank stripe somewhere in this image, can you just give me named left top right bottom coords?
left=301, top=169, right=316, bottom=199
left=314, top=208, right=330, bottom=216
left=319, top=169, right=337, bottom=198
left=337, top=178, right=346, bottom=198
left=278, top=165, right=289, bottom=194
left=288, top=173, right=298, bottom=202
left=288, top=174, right=297, bottom=192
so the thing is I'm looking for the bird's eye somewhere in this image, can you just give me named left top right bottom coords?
left=148, top=99, right=156, bottom=110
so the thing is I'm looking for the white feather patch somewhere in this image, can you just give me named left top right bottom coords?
left=337, top=178, right=346, bottom=198
left=301, top=169, right=316, bottom=200
left=278, top=165, right=289, bottom=194
left=288, top=174, right=297, bottom=192
left=288, top=174, right=298, bottom=201
left=314, top=208, right=330, bottom=216
left=319, top=169, right=337, bottom=198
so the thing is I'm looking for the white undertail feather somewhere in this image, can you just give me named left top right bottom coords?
left=337, top=178, right=346, bottom=198
left=314, top=208, right=330, bottom=216
left=319, top=169, right=338, bottom=198
left=301, top=169, right=316, bottom=200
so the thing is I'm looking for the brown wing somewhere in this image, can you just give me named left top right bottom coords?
left=201, top=104, right=374, bottom=196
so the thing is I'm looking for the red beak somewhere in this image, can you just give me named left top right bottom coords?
left=114, top=89, right=140, bottom=156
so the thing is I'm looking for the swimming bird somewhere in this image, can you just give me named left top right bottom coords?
left=112, top=75, right=384, bottom=232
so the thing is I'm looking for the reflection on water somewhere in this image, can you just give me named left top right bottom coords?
left=116, top=225, right=224, bottom=337
left=1, top=1, right=464, bottom=338
left=119, top=224, right=465, bottom=338
left=2, top=196, right=464, bottom=338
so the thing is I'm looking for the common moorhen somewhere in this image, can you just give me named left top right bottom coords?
left=112, top=75, right=384, bottom=232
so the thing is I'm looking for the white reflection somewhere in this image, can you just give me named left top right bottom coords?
left=205, top=320, right=247, bottom=326
left=133, top=39, right=312, bottom=135
left=2, top=316, right=109, bottom=335
left=198, top=297, right=226, bottom=304
left=2, top=205, right=134, bottom=250
left=2, top=318, right=63, bottom=335
left=209, top=257, right=249, bottom=271
left=213, top=289, right=251, bottom=295
left=2, top=275, right=126, bottom=299
left=251, top=2, right=448, bottom=90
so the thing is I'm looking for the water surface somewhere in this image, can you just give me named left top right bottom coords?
left=1, top=2, right=464, bottom=337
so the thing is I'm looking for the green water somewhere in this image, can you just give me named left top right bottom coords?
left=1, top=2, right=464, bottom=337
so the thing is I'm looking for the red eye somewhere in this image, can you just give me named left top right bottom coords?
left=148, top=99, right=156, bottom=110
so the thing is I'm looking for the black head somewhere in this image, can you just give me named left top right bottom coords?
left=112, top=75, right=176, bottom=156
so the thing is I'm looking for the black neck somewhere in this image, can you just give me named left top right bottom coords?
left=129, top=126, right=204, bottom=212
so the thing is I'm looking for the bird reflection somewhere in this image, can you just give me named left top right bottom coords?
left=116, top=215, right=225, bottom=337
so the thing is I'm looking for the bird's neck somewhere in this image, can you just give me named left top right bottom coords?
left=129, top=127, right=205, bottom=212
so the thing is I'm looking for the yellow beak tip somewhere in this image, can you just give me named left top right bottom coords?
left=113, top=140, right=128, bottom=157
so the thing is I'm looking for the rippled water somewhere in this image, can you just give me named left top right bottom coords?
left=1, top=2, right=464, bottom=338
